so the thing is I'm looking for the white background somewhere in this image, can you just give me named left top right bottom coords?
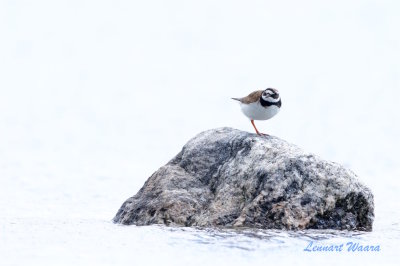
left=0, top=1, right=399, bottom=265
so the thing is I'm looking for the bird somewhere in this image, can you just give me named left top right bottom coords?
left=232, top=88, right=281, bottom=136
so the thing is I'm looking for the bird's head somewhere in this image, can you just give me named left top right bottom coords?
left=261, top=88, right=280, bottom=103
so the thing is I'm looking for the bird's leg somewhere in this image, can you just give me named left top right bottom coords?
left=251, top=120, right=268, bottom=136
left=251, top=120, right=261, bottom=135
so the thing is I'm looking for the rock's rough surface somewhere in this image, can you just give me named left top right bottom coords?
left=113, top=128, right=374, bottom=231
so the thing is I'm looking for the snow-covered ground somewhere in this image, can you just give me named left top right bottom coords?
left=0, top=1, right=399, bottom=265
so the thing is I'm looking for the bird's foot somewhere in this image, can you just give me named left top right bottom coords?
left=256, top=132, right=269, bottom=137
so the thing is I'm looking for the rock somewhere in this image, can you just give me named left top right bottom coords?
left=113, top=127, right=374, bottom=231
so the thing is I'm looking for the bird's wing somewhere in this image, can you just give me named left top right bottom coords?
left=233, top=90, right=263, bottom=104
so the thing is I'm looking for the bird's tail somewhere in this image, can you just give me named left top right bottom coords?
left=231, top=97, right=241, bottom=102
